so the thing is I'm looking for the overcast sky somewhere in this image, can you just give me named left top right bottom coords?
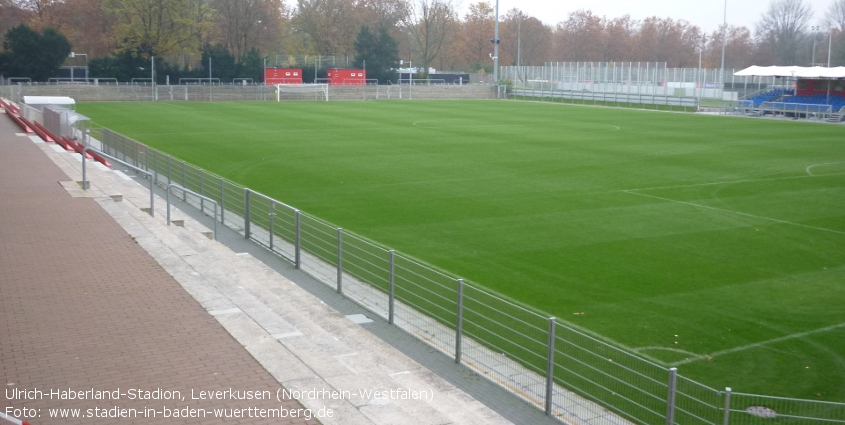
left=465, top=0, right=836, bottom=33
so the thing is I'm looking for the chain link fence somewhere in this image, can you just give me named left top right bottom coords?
left=499, top=62, right=795, bottom=111
left=33, top=115, right=843, bottom=425
left=0, top=83, right=496, bottom=103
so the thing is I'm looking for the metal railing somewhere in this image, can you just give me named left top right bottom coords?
left=95, top=127, right=845, bottom=425
left=510, top=88, right=699, bottom=111
left=759, top=101, right=833, bottom=117
left=166, top=183, right=218, bottom=239
left=81, top=147, right=154, bottom=216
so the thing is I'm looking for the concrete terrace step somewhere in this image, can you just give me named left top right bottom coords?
left=33, top=133, right=514, bottom=425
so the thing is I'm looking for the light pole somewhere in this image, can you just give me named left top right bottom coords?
left=720, top=0, right=727, bottom=101
left=492, top=0, right=500, bottom=83
left=811, top=26, right=820, bottom=65
left=828, top=28, right=835, bottom=67
left=69, top=52, right=88, bottom=83
left=697, top=36, right=706, bottom=102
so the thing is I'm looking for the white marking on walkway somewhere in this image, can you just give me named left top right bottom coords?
left=672, top=322, right=845, bottom=366
left=806, top=161, right=845, bottom=176
left=0, top=411, right=24, bottom=425
left=389, top=371, right=411, bottom=377
left=113, top=170, right=133, bottom=181
left=624, top=190, right=845, bottom=236
left=208, top=307, right=241, bottom=316
left=346, top=313, right=374, bottom=324
left=273, top=331, right=303, bottom=339
left=28, top=135, right=44, bottom=144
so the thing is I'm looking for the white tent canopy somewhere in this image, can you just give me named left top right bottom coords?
left=734, top=66, right=845, bottom=78
left=22, top=96, right=76, bottom=106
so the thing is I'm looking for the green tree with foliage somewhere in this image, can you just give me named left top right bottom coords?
left=353, top=25, right=399, bottom=84
left=0, top=24, right=70, bottom=81
left=239, top=48, right=264, bottom=82
left=201, top=44, right=238, bottom=82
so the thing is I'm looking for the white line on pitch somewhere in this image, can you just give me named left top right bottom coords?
left=672, top=322, right=845, bottom=366
left=632, top=346, right=700, bottom=357
left=623, top=190, right=845, bottom=236
left=625, top=172, right=845, bottom=193
left=806, top=161, right=845, bottom=176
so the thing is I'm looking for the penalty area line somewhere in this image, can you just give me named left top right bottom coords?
left=622, top=190, right=845, bottom=236
left=672, top=322, right=845, bottom=366
left=624, top=172, right=845, bottom=193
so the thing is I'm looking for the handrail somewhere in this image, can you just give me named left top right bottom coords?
left=82, top=147, right=154, bottom=217
left=166, top=183, right=218, bottom=240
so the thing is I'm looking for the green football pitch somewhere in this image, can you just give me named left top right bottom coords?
left=77, top=100, right=845, bottom=400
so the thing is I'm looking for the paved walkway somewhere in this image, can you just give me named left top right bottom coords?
left=0, top=118, right=319, bottom=424
left=0, top=111, right=518, bottom=425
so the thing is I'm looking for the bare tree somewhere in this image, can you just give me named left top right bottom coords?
left=104, top=0, right=213, bottom=57
left=705, top=25, right=754, bottom=68
left=754, top=0, right=813, bottom=64
left=213, top=0, right=285, bottom=58
left=402, top=0, right=456, bottom=75
left=293, top=0, right=360, bottom=54
left=553, top=10, right=605, bottom=61
left=50, top=0, right=116, bottom=57
left=0, top=0, right=31, bottom=45
left=457, top=1, right=494, bottom=71
left=602, top=15, right=637, bottom=61
left=359, top=0, right=408, bottom=31
left=10, top=0, right=57, bottom=29
left=500, top=8, right=551, bottom=67
left=825, top=0, right=845, bottom=30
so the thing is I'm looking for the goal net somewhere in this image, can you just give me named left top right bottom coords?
left=275, top=83, right=329, bottom=101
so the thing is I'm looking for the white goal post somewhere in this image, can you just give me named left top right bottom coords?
left=275, top=83, right=329, bottom=101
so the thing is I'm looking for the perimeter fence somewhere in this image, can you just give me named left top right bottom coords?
left=0, top=83, right=496, bottom=103
left=499, top=63, right=794, bottom=111
left=78, top=124, right=845, bottom=425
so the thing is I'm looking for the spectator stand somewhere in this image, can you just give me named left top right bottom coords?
left=734, top=66, right=845, bottom=121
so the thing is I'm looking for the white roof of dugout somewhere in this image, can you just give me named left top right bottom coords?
left=22, top=96, right=76, bottom=106
left=734, top=66, right=845, bottom=78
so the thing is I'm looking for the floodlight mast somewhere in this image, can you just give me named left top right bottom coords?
left=69, top=52, right=89, bottom=83
left=720, top=0, right=727, bottom=100
left=828, top=28, right=834, bottom=67
left=492, top=0, right=500, bottom=83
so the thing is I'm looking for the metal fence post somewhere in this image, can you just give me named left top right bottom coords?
left=181, top=161, right=187, bottom=201
left=167, top=155, right=171, bottom=186
left=666, top=367, right=678, bottom=425
left=269, top=201, right=274, bottom=251
left=295, top=210, right=301, bottom=269
left=456, top=278, right=464, bottom=364
left=723, top=387, right=731, bottom=425
left=145, top=145, right=149, bottom=173
left=153, top=149, right=157, bottom=185
left=199, top=169, right=204, bottom=212
left=336, top=228, right=343, bottom=293
left=244, top=189, right=251, bottom=239
left=220, top=178, right=225, bottom=224
left=545, top=317, right=556, bottom=416
left=388, top=250, right=395, bottom=324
